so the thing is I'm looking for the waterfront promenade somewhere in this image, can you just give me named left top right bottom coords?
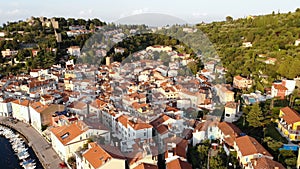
left=0, top=117, right=63, bottom=169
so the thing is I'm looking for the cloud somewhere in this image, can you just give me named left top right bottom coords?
left=131, top=8, right=149, bottom=15
left=120, top=8, right=149, bottom=18
left=79, top=9, right=93, bottom=17
left=192, top=12, right=208, bottom=17
left=7, top=9, right=21, bottom=15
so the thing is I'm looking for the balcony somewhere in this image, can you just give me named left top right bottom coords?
left=278, top=120, right=300, bottom=135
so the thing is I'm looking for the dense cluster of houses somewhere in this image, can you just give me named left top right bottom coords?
left=0, top=44, right=292, bottom=169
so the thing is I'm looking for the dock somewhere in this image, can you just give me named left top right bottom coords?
left=0, top=117, right=63, bottom=169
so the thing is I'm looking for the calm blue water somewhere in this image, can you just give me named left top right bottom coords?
left=0, top=136, right=44, bottom=169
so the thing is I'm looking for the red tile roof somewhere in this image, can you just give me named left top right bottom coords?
left=166, top=158, right=192, bottom=169
left=116, top=115, right=129, bottom=128
left=218, top=122, right=241, bottom=146
left=251, top=157, right=285, bottom=169
left=280, top=107, right=300, bottom=124
left=234, top=75, right=244, bottom=80
left=12, top=99, right=30, bottom=107
left=150, top=114, right=171, bottom=128
left=82, top=142, right=111, bottom=169
left=164, top=137, right=188, bottom=158
left=90, top=99, right=107, bottom=109
left=235, top=136, right=272, bottom=157
left=50, top=121, right=88, bottom=145
left=128, top=121, right=152, bottom=130
left=133, top=163, right=158, bottom=169
left=273, top=84, right=288, bottom=90
left=30, top=101, right=49, bottom=113
left=116, top=115, right=152, bottom=130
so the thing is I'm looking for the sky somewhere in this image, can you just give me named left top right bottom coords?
left=0, top=0, right=299, bottom=25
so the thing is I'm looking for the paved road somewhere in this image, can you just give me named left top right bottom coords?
left=0, top=117, right=63, bottom=169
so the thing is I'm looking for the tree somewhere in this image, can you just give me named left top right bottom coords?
left=289, top=89, right=300, bottom=107
left=89, top=23, right=95, bottom=31
left=263, top=137, right=283, bottom=152
left=17, top=49, right=30, bottom=61
left=285, top=157, right=297, bottom=166
left=246, top=103, right=264, bottom=128
left=77, top=18, right=86, bottom=25
left=280, top=150, right=297, bottom=167
left=67, top=156, right=76, bottom=169
left=67, top=18, right=76, bottom=26
left=187, top=140, right=210, bottom=168
left=159, top=51, right=170, bottom=66
left=209, top=155, right=227, bottom=169
left=187, top=61, right=198, bottom=75
left=153, top=51, right=160, bottom=60
left=92, top=18, right=104, bottom=26
left=226, top=16, right=233, bottom=22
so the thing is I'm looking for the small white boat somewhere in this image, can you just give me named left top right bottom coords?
left=17, top=151, right=30, bottom=160
left=20, top=159, right=35, bottom=166
left=12, top=143, right=25, bottom=150
left=23, top=162, right=36, bottom=169
left=15, top=147, right=28, bottom=153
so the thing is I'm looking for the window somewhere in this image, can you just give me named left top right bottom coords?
left=144, top=132, right=146, bottom=136
left=61, top=132, right=69, bottom=139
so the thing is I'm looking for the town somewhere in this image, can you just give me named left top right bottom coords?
left=0, top=11, right=300, bottom=169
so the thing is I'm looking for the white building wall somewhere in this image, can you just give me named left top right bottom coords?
left=134, top=128, right=152, bottom=140
left=87, top=129, right=110, bottom=143
left=51, top=132, right=67, bottom=161
left=11, top=103, right=30, bottom=123
left=51, top=131, right=89, bottom=162
left=283, top=79, right=296, bottom=95
left=29, top=107, right=42, bottom=133
left=207, top=126, right=219, bottom=140
left=192, top=131, right=205, bottom=146
left=224, top=107, right=237, bottom=123
left=99, top=158, right=126, bottom=169
left=0, top=102, right=12, bottom=117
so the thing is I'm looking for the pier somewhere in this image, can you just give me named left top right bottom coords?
left=0, top=117, right=63, bottom=169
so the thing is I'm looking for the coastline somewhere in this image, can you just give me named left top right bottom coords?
left=0, top=117, right=63, bottom=169
left=0, top=123, right=43, bottom=169
left=0, top=136, right=23, bottom=169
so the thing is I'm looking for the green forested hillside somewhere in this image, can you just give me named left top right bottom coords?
left=1, top=10, right=300, bottom=88
left=0, top=17, right=105, bottom=75
left=197, top=9, right=300, bottom=88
